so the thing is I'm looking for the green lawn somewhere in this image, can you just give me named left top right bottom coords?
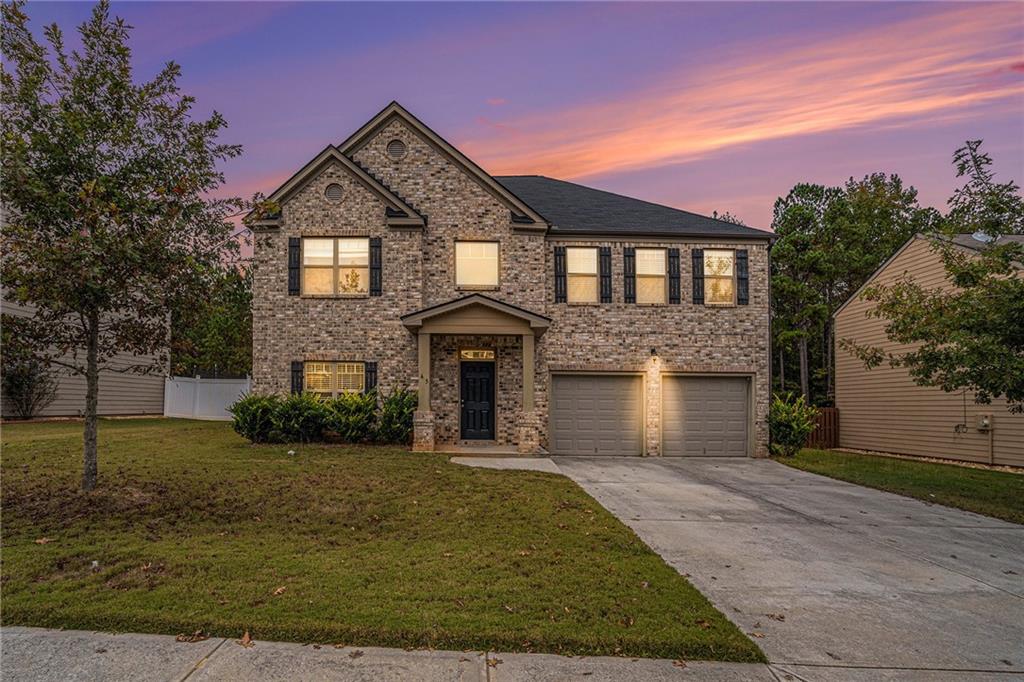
left=780, top=449, right=1024, bottom=524
left=0, top=419, right=762, bottom=662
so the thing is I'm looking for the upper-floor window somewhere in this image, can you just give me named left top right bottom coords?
left=455, top=241, right=499, bottom=289
left=704, top=249, right=735, bottom=305
left=636, top=248, right=666, bottom=304
left=302, top=237, right=369, bottom=296
left=566, top=247, right=598, bottom=303
left=304, top=361, right=365, bottom=395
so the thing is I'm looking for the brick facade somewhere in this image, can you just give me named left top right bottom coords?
left=252, top=111, right=771, bottom=457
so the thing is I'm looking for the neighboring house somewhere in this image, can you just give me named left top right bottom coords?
left=0, top=299, right=166, bottom=418
left=250, top=102, right=773, bottom=456
left=834, top=233, right=1024, bottom=467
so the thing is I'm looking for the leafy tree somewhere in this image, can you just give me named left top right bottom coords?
left=0, top=1, right=266, bottom=489
left=770, top=176, right=934, bottom=403
left=711, top=210, right=746, bottom=225
left=171, top=265, right=253, bottom=376
left=846, top=141, right=1024, bottom=413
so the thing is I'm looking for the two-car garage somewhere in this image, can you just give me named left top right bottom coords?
left=549, top=373, right=750, bottom=457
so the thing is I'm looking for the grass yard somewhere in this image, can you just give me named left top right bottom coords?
left=0, top=419, right=763, bottom=662
left=780, top=449, right=1024, bottom=525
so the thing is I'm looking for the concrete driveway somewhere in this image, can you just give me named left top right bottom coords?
left=555, top=457, right=1024, bottom=679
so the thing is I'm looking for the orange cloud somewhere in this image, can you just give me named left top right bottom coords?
left=458, top=5, right=1024, bottom=179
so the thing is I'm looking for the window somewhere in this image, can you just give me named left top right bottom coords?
left=566, top=247, right=598, bottom=303
left=455, top=241, right=499, bottom=288
left=704, top=249, right=735, bottom=305
left=460, top=349, right=495, bottom=360
left=304, top=361, right=365, bottom=396
left=302, top=237, right=369, bottom=295
left=636, top=248, right=666, bottom=304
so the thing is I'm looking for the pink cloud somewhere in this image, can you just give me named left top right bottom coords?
left=486, top=98, right=508, bottom=106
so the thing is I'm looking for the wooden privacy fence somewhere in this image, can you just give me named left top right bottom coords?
left=806, top=407, right=839, bottom=449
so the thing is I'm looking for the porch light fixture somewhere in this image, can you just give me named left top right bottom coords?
left=650, top=347, right=657, bottom=356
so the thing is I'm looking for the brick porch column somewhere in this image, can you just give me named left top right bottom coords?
left=517, top=333, right=541, bottom=454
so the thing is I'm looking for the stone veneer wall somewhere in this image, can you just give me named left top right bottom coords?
left=253, top=115, right=771, bottom=456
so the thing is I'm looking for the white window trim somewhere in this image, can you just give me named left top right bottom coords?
left=703, top=249, right=737, bottom=306
left=301, top=237, right=370, bottom=297
left=455, top=240, right=501, bottom=290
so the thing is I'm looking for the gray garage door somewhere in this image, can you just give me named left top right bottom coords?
left=550, top=374, right=643, bottom=456
left=663, top=376, right=749, bottom=456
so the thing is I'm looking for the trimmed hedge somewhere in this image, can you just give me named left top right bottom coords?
left=229, top=389, right=416, bottom=445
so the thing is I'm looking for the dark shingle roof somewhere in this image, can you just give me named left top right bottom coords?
left=495, top=175, right=772, bottom=239
left=950, top=233, right=1024, bottom=251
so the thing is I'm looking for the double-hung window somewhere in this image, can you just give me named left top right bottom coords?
left=455, top=241, right=499, bottom=289
left=636, top=248, right=667, bottom=304
left=566, top=247, right=598, bottom=303
left=302, top=237, right=369, bottom=295
left=704, top=249, right=735, bottom=305
left=304, top=361, right=365, bottom=396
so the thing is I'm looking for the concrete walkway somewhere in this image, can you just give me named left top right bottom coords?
left=0, top=626, right=772, bottom=681
left=552, top=457, right=1024, bottom=679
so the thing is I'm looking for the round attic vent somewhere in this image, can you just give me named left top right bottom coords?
left=386, top=138, right=407, bottom=160
left=324, top=183, right=344, bottom=201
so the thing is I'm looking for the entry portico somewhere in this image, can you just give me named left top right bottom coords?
left=400, top=294, right=550, bottom=454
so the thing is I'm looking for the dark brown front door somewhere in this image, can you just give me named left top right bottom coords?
left=460, top=361, right=495, bottom=440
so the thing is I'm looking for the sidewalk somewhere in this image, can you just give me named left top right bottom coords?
left=1, top=626, right=773, bottom=681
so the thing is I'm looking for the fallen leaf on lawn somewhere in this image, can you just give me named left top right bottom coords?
left=672, top=659, right=687, bottom=668
left=487, top=657, right=503, bottom=667
left=141, top=562, right=152, bottom=572
left=825, top=651, right=841, bottom=660
left=312, top=644, right=321, bottom=650
left=95, top=648, right=107, bottom=654
left=34, top=538, right=54, bottom=545
left=176, top=630, right=209, bottom=643
left=442, top=552, right=453, bottom=558
left=748, top=632, right=766, bottom=638
left=503, top=605, right=515, bottom=613
left=766, top=613, right=786, bottom=622
left=517, top=550, right=531, bottom=556
left=454, top=599, right=465, bottom=608
left=563, top=606, right=571, bottom=613
left=349, top=650, right=364, bottom=659
left=641, top=581, right=649, bottom=589
left=273, top=586, right=286, bottom=596
left=238, top=631, right=254, bottom=648
left=695, top=619, right=712, bottom=629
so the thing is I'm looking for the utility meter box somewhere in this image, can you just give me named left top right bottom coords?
left=977, top=414, right=992, bottom=432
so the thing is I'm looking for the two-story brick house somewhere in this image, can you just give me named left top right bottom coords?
left=251, top=102, right=773, bottom=457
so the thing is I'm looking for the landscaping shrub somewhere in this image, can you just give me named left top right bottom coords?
left=324, top=391, right=377, bottom=442
left=228, top=394, right=280, bottom=443
left=768, top=392, right=818, bottom=457
left=375, top=388, right=418, bottom=444
left=271, top=392, right=330, bottom=443
left=1, top=351, right=59, bottom=419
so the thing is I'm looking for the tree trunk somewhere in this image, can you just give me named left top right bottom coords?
left=799, top=335, right=810, bottom=401
left=778, top=348, right=785, bottom=392
left=82, top=312, right=100, bottom=491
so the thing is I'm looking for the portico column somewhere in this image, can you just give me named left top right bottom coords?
left=418, top=332, right=431, bottom=409
left=518, top=332, right=540, bottom=454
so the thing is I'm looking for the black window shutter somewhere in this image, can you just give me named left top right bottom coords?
left=290, top=361, right=303, bottom=394
left=288, top=238, right=300, bottom=296
left=364, top=361, right=378, bottom=393
left=692, top=248, right=705, bottom=304
left=623, top=247, right=636, bottom=303
left=599, top=247, right=612, bottom=303
left=736, top=249, right=749, bottom=305
left=369, top=237, right=382, bottom=296
left=668, top=248, right=681, bottom=304
left=553, top=246, right=567, bottom=303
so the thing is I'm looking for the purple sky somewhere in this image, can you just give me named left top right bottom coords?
left=22, top=2, right=1024, bottom=231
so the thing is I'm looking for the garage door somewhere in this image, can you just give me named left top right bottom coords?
left=550, top=374, right=643, bottom=456
left=663, top=376, right=748, bottom=456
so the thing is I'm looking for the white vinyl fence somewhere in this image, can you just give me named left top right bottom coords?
left=164, top=375, right=250, bottom=421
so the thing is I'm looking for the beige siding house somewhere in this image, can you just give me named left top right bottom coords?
left=250, top=102, right=774, bottom=456
left=1, top=299, right=165, bottom=418
left=834, top=234, right=1024, bottom=467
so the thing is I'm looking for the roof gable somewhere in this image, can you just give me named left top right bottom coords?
left=338, top=102, right=548, bottom=228
left=400, top=294, right=551, bottom=335
left=258, top=146, right=425, bottom=228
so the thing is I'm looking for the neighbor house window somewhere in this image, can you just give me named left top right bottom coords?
left=566, top=247, right=598, bottom=303
left=704, top=249, right=735, bottom=305
left=455, top=241, right=499, bottom=288
left=302, top=237, right=369, bottom=295
left=636, top=248, right=666, bottom=304
left=304, top=361, right=365, bottom=396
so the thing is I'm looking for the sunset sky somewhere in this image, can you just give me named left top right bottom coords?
left=23, top=1, right=1024, bottom=231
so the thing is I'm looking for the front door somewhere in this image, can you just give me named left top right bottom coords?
left=460, top=361, right=495, bottom=440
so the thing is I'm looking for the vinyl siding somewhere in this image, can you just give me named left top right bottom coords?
left=1, top=299, right=165, bottom=418
left=834, top=236, right=1024, bottom=467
